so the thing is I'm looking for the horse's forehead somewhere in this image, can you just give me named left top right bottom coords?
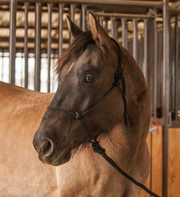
left=76, top=45, right=102, bottom=67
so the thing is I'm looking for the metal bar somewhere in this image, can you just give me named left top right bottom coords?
left=24, top=2, right=29, bottom=89
left=70, top=4, right=75, bottom=22
left=0, top=5, right=148, bottom=15
left=0, top=25, right=63, bottom=30
left=114, top=20, right=118, bottom=41
left=170, top=8, right=180, bottom=15
left=143, top=19, right=148, bottom=83
left=133, top=19, right=138, bottom=61
left=82, top=4, right=87, bottom=31
left=35, top=3, right=41, bottom=91
left=98, top=11, right=104, bottom=27
left=47, top=3, right=52, bottom=93
left=162, top=0, right=169, bottom=196
left=99, top=16, right=103, bottom=27
left=105, top=19, right=108, bottom=33
left=9, top=0, right=16, bottom=84
left=93, top=12, right=155, bottom=19
left=17, top=0, right=164, bottom=8
left=110, top=17, right=116, bottom=39
left=0, top=37, right=69, bottom=43
left=175, top=15, right=179, bottom=121
left=79, top=7, right=82, bottom=29
left=59, top=4, right=64, bottom=58
left=121, top=18, right=127, bottom=49
left=147, top=17, right=155, bottom=115
left=153, top=12, right=157, bottom=119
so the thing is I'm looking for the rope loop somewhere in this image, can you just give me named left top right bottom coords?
left=92, top=141, right=105, bottom=155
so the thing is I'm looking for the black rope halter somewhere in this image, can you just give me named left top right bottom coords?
left=47, top=38, right=159, bottom=197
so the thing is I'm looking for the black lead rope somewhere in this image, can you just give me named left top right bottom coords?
left=47, top=38, right=159, bottom=197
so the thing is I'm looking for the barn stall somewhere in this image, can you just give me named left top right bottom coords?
left=0, top=0, right=180, bottom=196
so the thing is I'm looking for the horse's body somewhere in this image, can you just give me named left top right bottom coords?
left=0, top=82, right=58, bottom=196
left=0, top=12, right=150, bottom=197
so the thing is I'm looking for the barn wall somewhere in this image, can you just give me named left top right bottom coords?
left=168, top=128, right=180, bottom=197
left=138, top=126, right=180, bottom=197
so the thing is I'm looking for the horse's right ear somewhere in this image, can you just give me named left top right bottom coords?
left=66, top=15, right=84, bottom=42
left=89, top=11, right=111, bottom=47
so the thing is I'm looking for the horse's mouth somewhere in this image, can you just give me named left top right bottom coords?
left=39, top=145, right=71, bottom=166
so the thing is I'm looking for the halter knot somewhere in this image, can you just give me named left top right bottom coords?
left=113, top=80, right=120, bottom=86
left=113, top=71, right=122, bottom=86
left=92, top=141, right=105, bottom=155
left=74, top=112, right=81, bottom=120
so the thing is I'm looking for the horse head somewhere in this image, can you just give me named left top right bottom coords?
left=33, top=12, right=150, bottom=167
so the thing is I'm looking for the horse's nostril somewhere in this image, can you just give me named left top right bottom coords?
left=40, top=139, right=54, bottom=157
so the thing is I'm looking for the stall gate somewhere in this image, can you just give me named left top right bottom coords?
left=0, top=0, right=180, bottom=197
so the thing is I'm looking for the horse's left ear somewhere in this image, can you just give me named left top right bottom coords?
left=66, top=15, right=84, bottom=41
left=89, top=11, right=111, bottom=46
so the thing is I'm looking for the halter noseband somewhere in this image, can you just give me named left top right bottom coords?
left=47, top=38, right=159, bottom=197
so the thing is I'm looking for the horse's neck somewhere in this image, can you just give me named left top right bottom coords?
left=56, top=125, right=135, bottom=196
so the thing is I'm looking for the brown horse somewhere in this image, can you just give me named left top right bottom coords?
left=0, top=12, right=150, bottom=197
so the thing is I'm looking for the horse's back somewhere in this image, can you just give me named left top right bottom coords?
left=0, top=82, right=58, bottom=197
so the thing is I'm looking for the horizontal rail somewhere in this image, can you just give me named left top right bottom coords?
left=170, top=8, right=180, bottom=15
left=93, top=12, right=155, bottom=19
left=16, top=0, right=164, bottom=8
left=0, top=37, right=69, bottom=43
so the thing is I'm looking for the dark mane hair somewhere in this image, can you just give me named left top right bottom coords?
left=56, top=31, right=95, bottom=73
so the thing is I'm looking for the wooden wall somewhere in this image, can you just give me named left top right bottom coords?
left=137, top=127, right=180, bottom=197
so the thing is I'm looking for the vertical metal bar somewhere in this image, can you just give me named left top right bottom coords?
left=111, top=17, right=115, bottom=39
left=133, top=19, right=138, bottom=61
left=70, top=4, right=75, bottom=22
left=9, top=0, right=16, bottom=84
left=24, top=2, right=29, bottom=88
left=115, top=21, right=118, bottom=42
left=143, top=19, right=148, bottom=83
left=99, top=11, right=104, bottom=27
left=82, top=5, right=87, bottom=31
left=99, top=17, right=103, bottom=27
left=47, top=3, right=52, bottom=93
left=147, top=12, right=155, bottom=118
left=59, top=4, right=64, bottom=58
left=154, top=11, right=158, bottom=119
left=79, top=8, right=82, bottom=29
left=35, top=3, right=41, bottom=91
left=121, top=18, right=128, bottom=49
left=175, top=15, right=179, bottom=121
left=105, top=19, right=108, bottom=33
left=162, top=0, right=169, bottom=196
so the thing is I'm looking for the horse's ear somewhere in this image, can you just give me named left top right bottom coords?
left=66, top=15, right=84, bottom=41
left=89, top=11, right=111, bottom=46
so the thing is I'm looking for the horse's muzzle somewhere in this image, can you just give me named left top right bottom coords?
left=33, top=135, right=71, bottom=166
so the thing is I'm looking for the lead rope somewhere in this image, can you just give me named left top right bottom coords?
left=48, top=105, right=159, bottom=197
left=47, top=38, right=159, bottom=197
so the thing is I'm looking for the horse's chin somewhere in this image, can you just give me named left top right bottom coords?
left=39, top=145, right=72, bottom=166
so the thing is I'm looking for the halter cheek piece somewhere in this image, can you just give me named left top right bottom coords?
left=47, top=38, right=159, bottom=197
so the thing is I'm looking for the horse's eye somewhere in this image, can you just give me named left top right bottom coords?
left=85, top=75, right=94, bottom=83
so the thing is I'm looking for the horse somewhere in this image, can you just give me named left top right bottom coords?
left=0, top=12, right=150, bottom=197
